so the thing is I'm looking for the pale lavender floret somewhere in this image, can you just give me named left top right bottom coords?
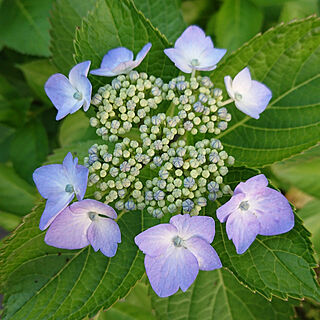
left=164, top=25, right=226, bottom=73
left=90, top=43, right=152, bottom=77
left=224, top=67, right=272, bottom=119
left=45, top=61, right=92, bottom=120
left=33, top=152, right=89, bottom=231
left=216, top=174, right=294, bottom=254
left=45, top=199, right=121, bottom=257
left=134, top=214, right=222, bottom=297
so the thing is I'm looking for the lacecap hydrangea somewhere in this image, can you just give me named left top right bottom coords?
left=34, top=25, right=293, bottom=298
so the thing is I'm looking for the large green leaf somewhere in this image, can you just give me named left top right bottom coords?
left=0, top=0, right=53, bottom=56
left=209, top=167, right=320, bottom=301
left=280, top=0, right=319, bottom=22
left=75, top=0, right=178, bottom=90
left=0, top=164, right=36, bottom=216
left=10, top=120, right=49, bottom=184
left=272, top=145, right=320, bottom=198
left=50, top=0, right=97, bottom=73
left=133, top=0, right=186, bottom=43
left=207, top=0, right=263, bottom=52
left=0, top=204, right=157, bottom=320
left=211, top=17, right=320, bottom=167
left=151, top=269, right=295, bottom=320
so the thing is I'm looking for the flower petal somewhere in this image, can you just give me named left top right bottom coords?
left=112, top=60, right=138, bottom=74
left=224, top=75, right=235, bottom=100
left=39, top=192, right=74, bottom=230
left=232, top=67, right=252, bottom=93
left=44, top=205, right=91, bottom=249
left=101, top=47, right=134, bottom=70
left=226, top=211, right=260, bottom=254
left=164, top=48, right=192, bottom=73
left=134, top=223, right=177, bottom=257
left=89, top=68, right=116, bottom=77
left=234, top=174, right=268, bottom=195
left=216, top=192, right=246, bottom=223
left=170, top=214, right=215, bottom=243
left=253, top=187, right=294, bottom=236
left=185, top=236, right=222, bottom=271
left=197, top=48, right=226, bottom=71
left=69, top=199, right=117, bottom=219
left=135, top=42, right=152, bottom=63
left=87, top=217, right=121, bottom=257
left=45, top=74, right=79, bottom=120
left=33, top=164, right=69, bottom=198
left=145, top=246, right=199, bottom=297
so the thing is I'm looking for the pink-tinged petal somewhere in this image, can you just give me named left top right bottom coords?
left=170, top=214, right=215, bottom=243
left=234, top=174, right=268, bottom=195
left=224, top=75, right=235, bottom=100
left=145, top=246, right=199, bottom=297
left=226, top=211, right=260, bottom=254
left=253, top=187, right=294, bottom=236
left=101, top=47, right=134, bottom=70
left=70, top=199, right=117, bottom=219
left=185, top=237, right=222, bottom=271
left=87, top=217, right=121, bottom=257
left=90, top=68, right=116, bottom=77
left=216, top=192, right=246, bottom=223
left=45, top=74, right=79, bottom=120
left=232, top=67, right=252, bottom=93
left=197, top=48, right=226, bottom=71
left=135, top=42, right=152, bottom=63
left=39, top=192, right=74, bottom=230
left=44, top=205, right=91, bottom=249
left=134, top=224, right=177, bottom=257
left=164, top=48, right=192, bottom=73
left=33, top=164, right=69, bottom=198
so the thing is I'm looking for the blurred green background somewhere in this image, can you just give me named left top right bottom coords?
left=0, top=0, right=319, bottom=318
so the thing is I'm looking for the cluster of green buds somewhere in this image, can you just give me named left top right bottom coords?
left=86, top=71, right=235, bottom=218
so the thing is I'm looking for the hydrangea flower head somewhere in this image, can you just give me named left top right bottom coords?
left=216, top=174, right=294, bottom=254
left=135, top=214, right=222, bottom=297
left=90, top=43, right=152, bottom=77
left=164, top=25, right=226, bottom=73
left=224, top=67, right=272, bottom=119
left=45, top=61, right=92, bottom=120
left=33, top=152, right=88, bottom=230
left=45, top=199, right=121, bottom=257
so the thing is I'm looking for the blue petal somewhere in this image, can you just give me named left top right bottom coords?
left=145, top=246, right=199, bottom=297
left=164, top=48, right=192, bottom=73
left=100, top=47, right=134, bottom=70
left=196, top=48, right=226, bottom=71
left=39, top=192, right=74, bottom=230
left=70, top=199, right=117, bottom=219
left=90, top=68, right=116, bottom=77
left=226, top=211, right=260, bottom=254
left=87, top=217, right=121, bottom=257
left=216, top=192, right=246, bottom=223
left=234, top=174, right=268, bottom=195
left=135, top=42, right=152, bottom=63
left=185, top=236, right=222, bottom=271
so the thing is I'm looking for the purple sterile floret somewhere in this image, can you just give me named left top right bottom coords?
left=164, top=25, right=226, bottom=73
left=90, top=43, right=152, bottom=77
left=224, top=67, right=272, bottom=119
left=45, top=61, right=92, bottom=120
left=216, top=174, right=294, bottom=254
left=33, top=152, right=88, bottom=231
left=45, top=199, right=121, bottom=257
left=134, top=214, right=222, bottom=297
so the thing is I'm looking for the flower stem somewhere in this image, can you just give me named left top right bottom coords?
left=219, top=98, right=234, bottom=106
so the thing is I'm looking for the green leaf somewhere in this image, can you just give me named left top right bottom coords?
left=0, top=125, right=15, bottom=162
left=298, top=200, right=320, bottom=256
left=0, top=202, right=158, bottom=320
left=58, top=111, right=96, bottom=147
left=0, top=211, right=21, bottom=231
left=10, top=120, right=49, bottom=183
left=211, top=17, right=320, bottom=167
left=133, top=0, right=186, bottom=43
left=0, top=0, right=53, bottom=56
left=74, top=0, right=178, bottom=90
left=280, top=0, right=320, bottom=22
left=151, top=269, right=295, bottom=320
left=210, top=167, right=320, bottom=301
left=271, top=145, right=320, bottom=198
left=17, top=59, right=58, bottom=103
left=207, top=0, right=263, bottom=52
left=0, top=164, right=36, bottom=216
left=50, top=0, right=97, bottom=73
